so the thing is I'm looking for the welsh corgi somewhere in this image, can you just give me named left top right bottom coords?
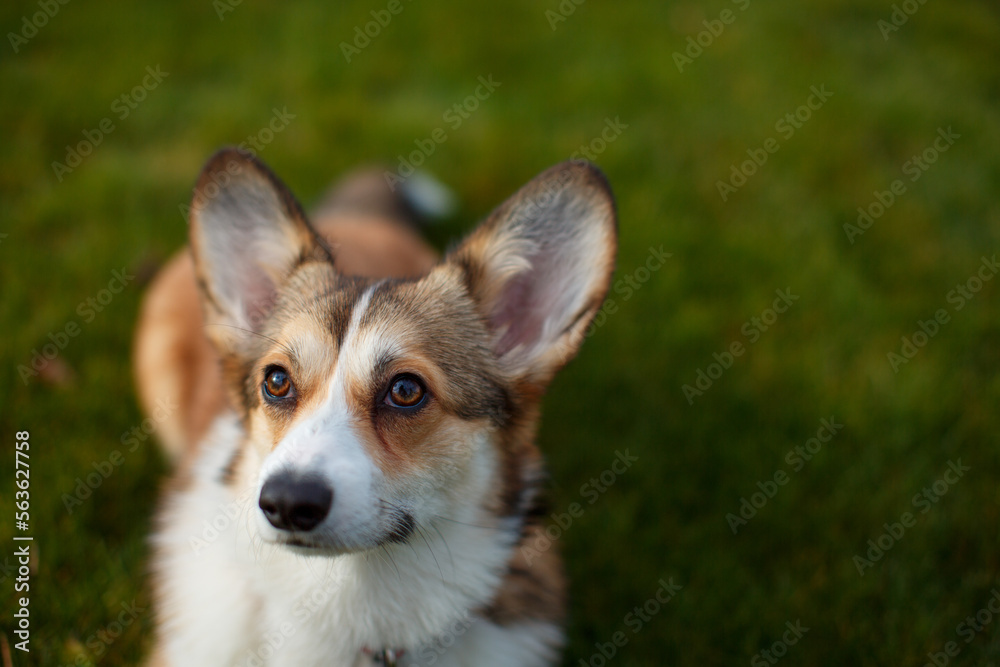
left=135, top=147, right=617, bottom=666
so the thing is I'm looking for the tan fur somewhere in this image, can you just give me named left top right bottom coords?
left=133, top=208, right=437, bottom=465
left=133, top=251, right=226, bottom=464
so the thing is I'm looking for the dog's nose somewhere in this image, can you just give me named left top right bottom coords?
left=258, top=474, right=333, bottom=532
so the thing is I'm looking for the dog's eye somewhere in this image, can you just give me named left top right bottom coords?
left=385, top=375, right=426, bottom=409
left=263, top=367, right=294, bottom=400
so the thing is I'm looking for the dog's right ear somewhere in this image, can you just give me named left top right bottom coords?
left=188, top=148, right=329, bottom=356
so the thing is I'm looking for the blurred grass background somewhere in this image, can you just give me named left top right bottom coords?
left=1, top=0, right=999, bottom=664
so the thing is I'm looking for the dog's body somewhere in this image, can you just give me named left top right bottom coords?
left=136, top=149, right=616, bottom=666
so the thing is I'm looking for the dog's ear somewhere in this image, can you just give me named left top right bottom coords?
left=188, top=148, right=329, bottom=355
left=447, top=161, right=617, bottom=386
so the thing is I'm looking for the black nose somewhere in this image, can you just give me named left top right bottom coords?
left=258, top=474, right=333, bottom=532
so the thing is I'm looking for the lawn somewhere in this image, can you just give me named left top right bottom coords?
left=1, top=0, right=999, bottom=665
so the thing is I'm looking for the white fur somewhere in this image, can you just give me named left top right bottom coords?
left=153, top=289, right=561, bottom=666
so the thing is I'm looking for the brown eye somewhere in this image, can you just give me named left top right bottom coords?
left=263, top=367, right=293, bottom=399
left=386, top=375, right=426, bottom=409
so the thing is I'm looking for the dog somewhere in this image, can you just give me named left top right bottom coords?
left=134, top=147, right=617, bottom=666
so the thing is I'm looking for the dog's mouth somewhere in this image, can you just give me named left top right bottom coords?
left=283, top=536, right=319, bottom=549
left=266, top=531, right=339, bottom=553
left=266, top=508, right=416, bottom=554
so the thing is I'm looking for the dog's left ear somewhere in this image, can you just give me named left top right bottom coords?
left=447, top=161, right=617, bottom=385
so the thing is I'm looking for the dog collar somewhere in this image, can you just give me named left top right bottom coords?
left=361, top=646, right=404, bottom=665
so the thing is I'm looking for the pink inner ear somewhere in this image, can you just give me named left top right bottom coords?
left=491, top=254, right=560, bottom=359
left=241, top=277, right=279, bottom=332
left=207, top=229, right=284, bottom=333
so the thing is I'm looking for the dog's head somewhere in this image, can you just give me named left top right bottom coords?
left=189, top=148, right=616, bottom=554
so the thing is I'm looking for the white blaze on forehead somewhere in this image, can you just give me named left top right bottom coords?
left=341, top=314, right=406, bottom=386
left=256, top=284, right=385, bottom=545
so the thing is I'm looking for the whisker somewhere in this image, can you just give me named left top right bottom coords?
left=374, top=545, right=401, bottom=581
left=416, top=526, right=446, bottom=582
left=203, top=322, right=295, bottom=357
left=432, top=514, right=495, bottom=531
left=429, top=522, right=456, bottom=573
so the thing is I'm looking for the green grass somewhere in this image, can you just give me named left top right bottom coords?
left=2, top=0, right=1000, bottom=664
